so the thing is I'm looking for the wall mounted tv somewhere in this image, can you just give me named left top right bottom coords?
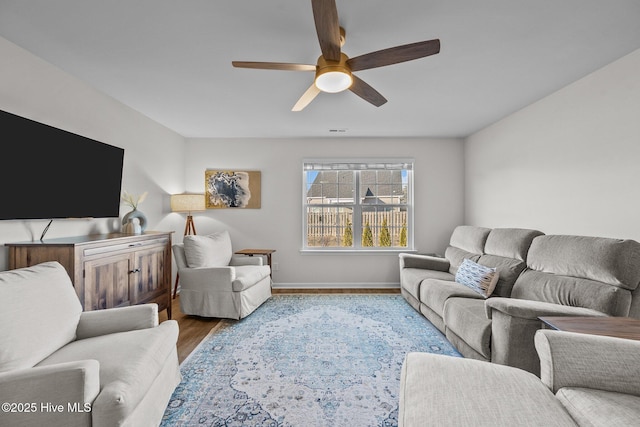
left=0, top=109, right=125, bottom=221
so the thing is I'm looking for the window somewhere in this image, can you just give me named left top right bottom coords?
left=302, top=159, right=414, bottom=251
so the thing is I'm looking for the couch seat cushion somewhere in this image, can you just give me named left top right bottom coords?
left=37, top=321, right=179, bottom=423
left=232, top=265, right=271, bottom=291
left=556, top=387, right=640, bottom=427
left=443, top=297, right=492, bottom=359
left=400, top=268, right=455, bottom=301
left=419, top=278, right=483, bottom=318
left=400, top=352, right=577, bottom=427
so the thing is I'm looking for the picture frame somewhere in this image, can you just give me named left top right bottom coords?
left=204, top=170, right=261, bottom=209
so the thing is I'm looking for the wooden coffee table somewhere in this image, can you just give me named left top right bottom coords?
left=539, top=316, right=640, bottom=341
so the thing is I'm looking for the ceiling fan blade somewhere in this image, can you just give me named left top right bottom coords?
left=349, top=75, right=387, bottom=107
left=292, top=84, right=321, bottom=111
left=311, top=0, right=341, bottom=61
left=347, top=39, right=440, bottom=72
left=232, top=61, right=316, bottom=71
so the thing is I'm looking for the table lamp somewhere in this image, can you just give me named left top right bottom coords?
left=170, top=193, right=206, bottom=236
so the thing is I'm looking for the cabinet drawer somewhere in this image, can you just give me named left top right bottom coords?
left=83, top=237, right=169, bottom=257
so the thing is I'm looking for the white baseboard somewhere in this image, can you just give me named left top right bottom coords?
left=272, top=282, right=400, bottom=289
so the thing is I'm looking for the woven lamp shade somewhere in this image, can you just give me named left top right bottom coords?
left=170, top=194, right=206, bottom=213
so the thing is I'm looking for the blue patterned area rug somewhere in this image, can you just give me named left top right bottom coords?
left=161, top=294, right=461, bottom=427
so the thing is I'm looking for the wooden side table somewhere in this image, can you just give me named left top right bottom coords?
left=539, top=316, right=640, bottom=341
left=235, top=249, right=276, bottom=277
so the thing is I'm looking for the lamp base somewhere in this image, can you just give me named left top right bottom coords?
left=184, top=214, right=197, bottom=236
left=174, top=215, right=197, bottom=299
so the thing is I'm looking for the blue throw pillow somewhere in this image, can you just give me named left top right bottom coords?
left=455, top=258, right=499, bottom=298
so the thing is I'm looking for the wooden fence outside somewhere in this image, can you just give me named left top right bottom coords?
left=307, top=210, right=407, bottom=247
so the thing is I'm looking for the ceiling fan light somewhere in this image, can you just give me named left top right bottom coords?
left=315, top=70, right=353, bottom=93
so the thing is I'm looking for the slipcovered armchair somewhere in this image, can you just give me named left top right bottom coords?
left=0, top=261, right=180, bottom=427
left=173, top=230, right=271, bottom=319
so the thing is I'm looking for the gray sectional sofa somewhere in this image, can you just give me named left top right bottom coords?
left=399, top=225, right=640, bottom=375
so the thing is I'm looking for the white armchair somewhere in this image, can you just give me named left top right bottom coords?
left=173, top=230, right=272, bottom=319
left=0, top=261, right=180, bottom=427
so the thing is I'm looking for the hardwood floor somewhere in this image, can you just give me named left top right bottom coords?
left=158, top=297, right=222, bottom=363
left=159, top=288, right=400, bottom=363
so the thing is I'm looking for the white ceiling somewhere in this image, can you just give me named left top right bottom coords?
left=1, top=0, right=639, bottom=139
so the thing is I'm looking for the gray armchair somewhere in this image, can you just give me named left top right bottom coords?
left=399, top=329, right=640, bottom=427
left=172, top=230, right=271, bottom=319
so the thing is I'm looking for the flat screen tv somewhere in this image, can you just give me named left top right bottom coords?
left=0, top=109, right=125, bottom=221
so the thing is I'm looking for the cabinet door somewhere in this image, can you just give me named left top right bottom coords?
left=131, top=244, right=169, bottom=306
left=83, top=255, right=132, bottom=311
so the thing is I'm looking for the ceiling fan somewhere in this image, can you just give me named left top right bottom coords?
left=232, top=0, right=441, bottom=111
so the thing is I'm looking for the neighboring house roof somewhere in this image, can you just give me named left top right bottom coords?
left=362, top=187, right=386, bottom=205
left=306, top=170, right=403, bottom=202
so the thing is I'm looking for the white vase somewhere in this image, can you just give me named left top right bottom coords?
left=122, top=209, right=147, bottom=234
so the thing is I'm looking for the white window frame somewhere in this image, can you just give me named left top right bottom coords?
left=301, top=158, right=415, bottom=253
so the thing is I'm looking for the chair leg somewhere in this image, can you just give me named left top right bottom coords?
left=172, top=272, right=180, bottom=299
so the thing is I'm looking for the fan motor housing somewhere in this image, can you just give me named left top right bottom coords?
left=315, top=53, right=353, bottom=92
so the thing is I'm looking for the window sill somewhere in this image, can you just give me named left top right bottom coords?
left=300, top=248, right=417, bottom=255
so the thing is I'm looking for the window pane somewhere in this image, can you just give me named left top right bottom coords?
left=306, top=206, right=353, bottom=247
left=361, top=207, right=408, bottom=248
left=359, top=170, right=406, bottom=205
left=306, top=170, right=354, bottom=204
left=337, top=171, right=354, bottom=204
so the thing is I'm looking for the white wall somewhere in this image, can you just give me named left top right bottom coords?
left=183, top=137, right=464, bottom=287
left=465, top=48, right=640, bottom=242
left=0, top=36, right=464, bottom=287
left=0, top=37, right=186, bottom=271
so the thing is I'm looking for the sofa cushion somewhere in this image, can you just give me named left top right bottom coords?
left=484, top=228, right=544, bottom=261
left=0, top=262, right=82, bottom=373
left=512, top=270, right=632, bottom=316
left=477, top=254, right=527, bottom=298
left=445, top=225, right=490, bottom=275
left=37, top=320, right=179, bottom=423
left=455, top=258, right=499, bottom=298
left=400, top=268, right=455, bottom=302
left=527, top=235, right=640, bottom=290
left=449, top=225, right=491, bottom=254
left=443, top=297, right=492, bottom=359
left=556, top=388, right=640, bottom=427
left=183, top=230, right=233, bottom=268
left=419, top=278, right=484, bottom=318
left=444, top=246, right=481, bottom=276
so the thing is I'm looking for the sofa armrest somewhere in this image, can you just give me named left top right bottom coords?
left=399, top=253, right=449, bottom=271
left=535, top=329, right=640, bottom=396
left=485, top=298, right=606, bottom=375
left=485, top=298, right=607, bottom=320
left=0, top=360, right=100, bottom=426
left=76, top=304, right=159, bottom=339
left=230, top=255, right=263, bottom=266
